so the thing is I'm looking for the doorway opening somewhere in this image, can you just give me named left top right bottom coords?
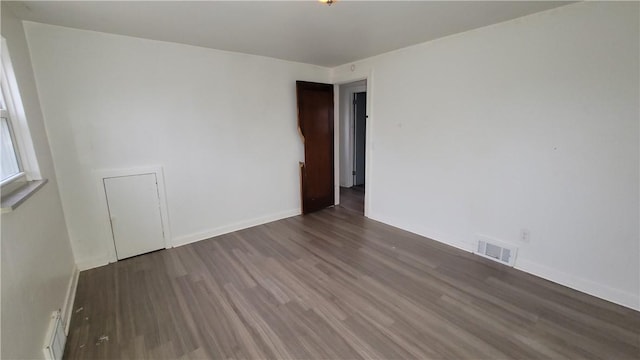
left=338, top=80, right=366, bottom=214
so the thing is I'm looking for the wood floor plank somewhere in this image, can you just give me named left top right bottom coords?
left=63, top=191, right=640, bottom=359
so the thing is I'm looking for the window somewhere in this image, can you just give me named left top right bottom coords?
left=0, top=37, right=42, bottom=205
left=1, top=88, right=24, bottom=184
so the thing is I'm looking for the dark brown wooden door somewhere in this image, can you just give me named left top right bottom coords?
left=296, top=81, right=334, bottom=214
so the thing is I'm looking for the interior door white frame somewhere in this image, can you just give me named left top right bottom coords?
left=333, top=69, right=373, bottom=217
left=94, top=166, right=172, bottom=263
left=351, top=90, right=367, bottom=186
left=339, top=82, right=367, bottom=189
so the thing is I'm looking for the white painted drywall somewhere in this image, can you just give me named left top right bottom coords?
left=332, top=2, right=639, bottom=310
left=1, top=6, right=76, bottom=359
left=24, top=22, right=330, bottom=269
left=338, top=80, right=366, bottom=188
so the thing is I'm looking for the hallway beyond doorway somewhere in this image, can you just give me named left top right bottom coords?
left=339, top=186, right=364, bottom=214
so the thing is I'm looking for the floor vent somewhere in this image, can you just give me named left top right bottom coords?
left=476, top=236, right=517, bottom=266
left=44, top=310, right=66, bottom=360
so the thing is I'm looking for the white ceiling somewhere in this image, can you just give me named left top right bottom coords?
left=7, top=1, right=573, bottom=67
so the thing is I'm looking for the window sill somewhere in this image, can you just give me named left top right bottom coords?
left=1, top=179, right=48, bottom=213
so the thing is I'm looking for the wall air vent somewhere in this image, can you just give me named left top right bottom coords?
left=476, top=235, right=518, bottom=266
left=43, top=310, right=66, bottom=360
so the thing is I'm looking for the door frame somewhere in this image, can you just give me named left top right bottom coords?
left=352, top=91, right=367, bottom=186
left=333, top=71, right=373, bottom=217
left=338, top=81, right=367, bottom=189
left=94, top=165, right=172, bottom=263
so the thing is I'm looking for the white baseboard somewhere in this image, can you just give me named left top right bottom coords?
left=76, top=254, right=111, bottom=271
left=172, top=208, right=301, bottom=248
left=61, top=266, right=80, bottom=334
left=368, top=212, right=639, bottom=312
left=73, top=206, right=638, bottom=312
left=516, top=258, right=640, bottom=311
left=367, top=212, right=475, bottom=253
left=74, top=209, right=301, bottom=270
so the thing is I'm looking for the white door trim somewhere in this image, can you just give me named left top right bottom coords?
left=351, top=89, right=367, bottom=186
left=339, top=82, right=367, bottom=189
left=94, top=166, right=172, bottom=263
left=333, top=69, right=374, bottom=217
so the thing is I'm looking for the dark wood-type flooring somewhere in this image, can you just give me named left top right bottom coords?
left=64, top=207, right=640, bottom=359
left=339, top=186, right=364, bottom=214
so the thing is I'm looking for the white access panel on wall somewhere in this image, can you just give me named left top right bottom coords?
left=103, top=173, right=166, bottom=260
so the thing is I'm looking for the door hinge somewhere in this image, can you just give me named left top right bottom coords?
left=352, top=170, right=356, bottom=175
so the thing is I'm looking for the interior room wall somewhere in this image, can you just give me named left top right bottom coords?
left=24, top=22, right=330, bottom=269
left=332, top=1, right=639, bottom=310
left=1, top=6, right=77, bottom=359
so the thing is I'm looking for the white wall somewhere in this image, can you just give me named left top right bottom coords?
left=24, top=22, right=330, bottom=269
left=18, top=1, right=639, bottom=312
left=1, top=6, right=76, bottom=359
left=332, top=2, right=639, bottom=310
left=338, top=80, right=366, bottom=188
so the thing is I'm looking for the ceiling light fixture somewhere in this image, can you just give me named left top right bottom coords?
left=318, top=0, right=336, bottom=6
